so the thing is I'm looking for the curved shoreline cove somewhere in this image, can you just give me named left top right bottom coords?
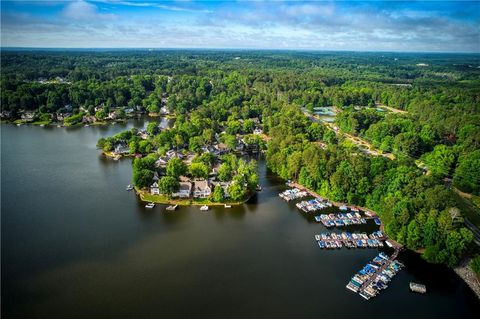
left=1, top=124, right=480, bottom=319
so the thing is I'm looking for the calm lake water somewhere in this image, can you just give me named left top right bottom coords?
left=2, top=122, right=479, bottom=319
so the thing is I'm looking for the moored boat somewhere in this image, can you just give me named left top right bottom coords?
left=145, top=202, right=155, bottom=209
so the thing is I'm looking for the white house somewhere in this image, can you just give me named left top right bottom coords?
left=150, top=182, right=160, bottom=195
left=155, top=157, right=168, bottom=168
left=172, top=181, right=192, bottom=198
left=193, top=180, right=212, bottom=198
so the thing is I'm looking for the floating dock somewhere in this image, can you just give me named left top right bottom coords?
left=316, top=231, right=386, bottom=249
left=279, top=188, right=308, bottom=201
left=346, top=251, right=404, bottom=300
left=410, top=282, right=426, bottom=294
left=315, top=212, right=374, bottom=227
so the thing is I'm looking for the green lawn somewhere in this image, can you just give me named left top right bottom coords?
left=139, top=190, right=245, bottom=206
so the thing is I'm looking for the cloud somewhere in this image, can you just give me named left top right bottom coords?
left=62, top=0, right=116, bottom=20
left=91, top=0, right=212, bottom=13
left=1, top=0, right=479, bottom=52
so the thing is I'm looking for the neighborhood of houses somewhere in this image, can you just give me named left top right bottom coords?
left=150, top=174, right=231, bottom=200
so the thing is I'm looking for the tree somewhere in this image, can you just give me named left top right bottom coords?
left=166, top=158, right=187, bottom=178
left=243, top=119, right=255, bottom=133
left=159, top=176, right=179, bottom=195
left=224, top=134, right=237, bottom=150
left=406, top=220, right=422, bottom=250
left=453, top=150, right=480, bottom=195
left=147, top=122, right=160, bottom=136
left=212, top=185, right=225, bottom=202
left=422, top=145, right=455, bottom=178
left=217, top=163, right=232, bottom=182
left=188, top=136, right=203, bottom=153
left=133, top=169, right=153, bottom=188
left=470, top=255, right=480, bottom=275
left=189, top=162, right=209, bottom=179
left=228, top=175, right=247, bottom=201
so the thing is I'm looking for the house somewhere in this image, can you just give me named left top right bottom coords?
left=214, top=143, right=229, bottom=155
left=155, top=157, right=168, bottom=168
left=124, top=108, right=135, bottom=114
left=0, top=111, right=12, bottom=119
left=150, top=182, right=160, bottom=195
left=166, top=150, right=184, bottom=159
left=172, top=181, right=192, bottom=198
left=209, top=163, right=221, bottom=177
left=82, top=115, right=96, bottom=123
left=55, top=112, right=71, bottom=122
left=20, top=111, right=36, bottom=122
left=114, top=143, right=130, bottom=155
left=183, top=154, right=196, bottom=166
left=138, top=131, right=149, bottom=140
left=235, top=139, right=245, bottom=152
left=211, top=181, right=231, bottom=198
left=253, top=128, right=263, bottom=135
left=193, top=180, right=212, bottom=198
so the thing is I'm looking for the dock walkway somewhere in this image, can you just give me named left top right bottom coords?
left=358, top=249, right=401, bottom=292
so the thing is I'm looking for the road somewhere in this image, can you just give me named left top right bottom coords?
left=301, top=108, right=395, bottom=159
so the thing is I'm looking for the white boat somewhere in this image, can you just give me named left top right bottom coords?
left=166, top=205, right=177, bottom=211
left=126, top=185, right=134, bottom=191
left=145, top=202, right=155, bottom=209
left=224, top=204, right=232, bottom=208
left=200, top=205, right=209, bottom=211
left=84, top=124, right=89, bottom=127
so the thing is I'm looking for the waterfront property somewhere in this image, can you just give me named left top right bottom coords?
left=193, top=180, right=212, bottom=198
left=172, top=181, right=193, bottom=198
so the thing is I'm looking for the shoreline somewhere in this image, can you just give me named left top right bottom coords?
left=136, top=188, right=252, bottom=206
left=454, top=258, right=480, bottom=299
left=287, top=180, right=480, bottom=299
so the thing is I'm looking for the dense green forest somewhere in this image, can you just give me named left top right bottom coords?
left=2, top=49, right=479, bottom=266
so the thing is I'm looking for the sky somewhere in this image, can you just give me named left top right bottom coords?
left=1, top=0, right=479, bottom=52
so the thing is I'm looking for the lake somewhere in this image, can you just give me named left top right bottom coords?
left=1, top=122, right=479, bottom=319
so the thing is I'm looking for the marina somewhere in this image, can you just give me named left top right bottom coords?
left=279, top=188, right=308, bottom=201
left=314, top=213, right=369, bottom=227
left=277, top=183, right=408, bottom=302
left=296, top=198, right=333, bottom=212
left=346, top=252, right=404, bottom=300
left=315, top=231, right=386, bottom=249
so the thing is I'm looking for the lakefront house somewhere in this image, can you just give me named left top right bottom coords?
left=193, top=180, right=212, bottom=198
left=150, top=182, right=160, bottom=195
left=172, top=181, right=193, bottom=198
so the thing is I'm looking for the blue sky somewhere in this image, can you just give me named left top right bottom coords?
left=1, top=0, right=479, bottom=52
